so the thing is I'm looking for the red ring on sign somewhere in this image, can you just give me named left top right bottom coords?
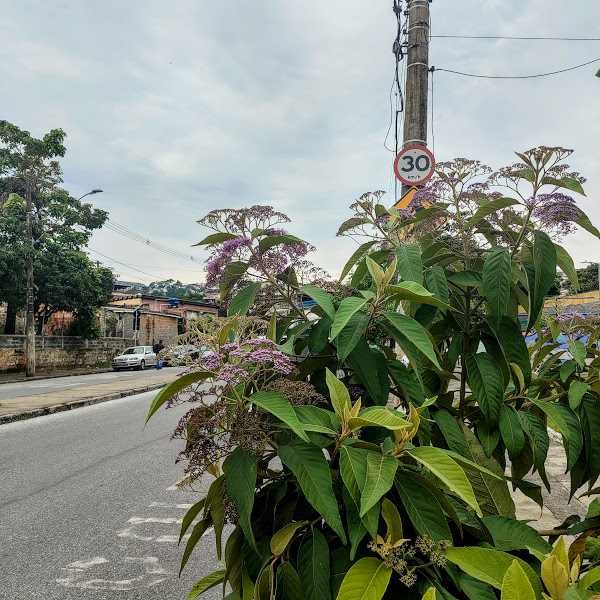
left=393, top=144, right=436, bottom=186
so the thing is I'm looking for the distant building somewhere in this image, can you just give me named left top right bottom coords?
left=114, top=280, right=144, bottom=292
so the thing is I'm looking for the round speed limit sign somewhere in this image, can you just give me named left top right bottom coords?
left=393, top=145, right=435, bottom=186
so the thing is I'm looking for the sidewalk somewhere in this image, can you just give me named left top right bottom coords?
left=0, top=370, right=177, bottom=425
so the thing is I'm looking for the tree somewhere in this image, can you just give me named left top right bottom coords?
left=565, top=263, right=598, bottom=294
left=0, top=121, right=110, bottom=337
left=547, top=271, right=564, bottom=296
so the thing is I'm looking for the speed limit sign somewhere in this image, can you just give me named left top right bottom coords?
left=393, top=145, right=435, bottom=186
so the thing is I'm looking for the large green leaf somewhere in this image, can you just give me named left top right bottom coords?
left=458, top=573, right=498, bottom=600
left=145, top=371, right=212, bottom=424
left=567, top=340, right=586, bottom=369
left=335, top=557, right=392, bottom=600
left=325, top=369, right=351, bottom=422
left=279, top=442, right=346, bottom=543
left=226, top=446, right=259, bottom=553
left=487, top=316, right=531, bottom=389
left=501, top=560, right=537, bottom=600
left=339, top=240, right=378, bottom=283
left=224, top=528, right=244, bottom=600
left=302, top=285, right=336, bottom=320
left=275, top=563, right=303, bottom=600
left=342, top=486, right=369, bottom=560
left=477, top=419, right=500, bottom=457
left=185, top=569, right=227, bottom=600
left=336, top=312, right=370, bottom=362
left=193, top=232, right=238, bottom=246
left=517, top=412, right=549, bottom=477
left=466, top=353, right=504, bottom=426
left=446, top=547, right=542, bottom=597
left=179, top=498, right=206, bottom=543
left=271, top=521, right=308, bottom=556
left=385, top=281, right=454, bottom=310
left=228, top=282, right=261, bottom=316
left=499, top=405, right=525, bottom=460
left=308, top=315, right=333, bottom=354
left=351, top=250, right=392, bottom=288
left=381, top=498, right=404, bottom=543
left=568, top=381, right=588, bottom=410
left=331, top=297, right=369, bottom=341
left=179, top=516, right=212, bottom=576
left=294, top=405, right=341, bottom=435
left=251, top=391, right=310, bottom=442
left=554, top=243, right=578, bottom=291
left=425, top=266, right=449, bottom=304
left=459, top=423, right=516, bottom=518
left=461, top=197, right=519, bottom=231
left=528, top=230, right=556, bottom=330
left=339, top=445, right=369, bottom=507
left=298, top=529, right=331, bottom=600
left=481, top=515, right=551, bottom=554
left=383, top=312, right=441, bottom=369
left=348, top=406, right=411, bottom=431
left=405, top=446, right=480, bottom=515
left=552, top=402, right=583, bottom=471
left=347, top=338, right=390, bottom=406
left=432, top=410, right=466, bottom=455
left=575, top=209, right=600, bottom=241
left=360, top=453, right=398, bottom=517
left=483, top=246, right=511, bottom=326
left=395, top=473, right=452, bottom=541
left=448, top=270, right=482, bottom=288
left=396, top=243, right=423, bottom=284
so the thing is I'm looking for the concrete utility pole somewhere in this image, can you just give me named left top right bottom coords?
left=402, top=0, right=431, bottom=162
left=25, top=180, right=36, bottom=377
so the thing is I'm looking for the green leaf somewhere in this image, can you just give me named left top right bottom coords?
left=458, top=573, right=498, bottom=600
left=339, top=445, right=369, bottom=507
left=528, top=230, right=557, bottom=331
left=383, top=312, right=441, bottom=369
left=445, top=547, right=542, bottom=596
left=275, top=563, right=303, bottom=600
left=558, top=176, right=586, bottom=196
left=185, top=569, right=227, bottom=600
left=270, top=521, right=308, bottom=556
left=180, top=516, right=213, bottom=576
left=308, top=315, right=332, bottom=354
left=258, top=234, right=307, bottom=252
left=145, top=371, right=212, bottom=424
left=224, top=528, right=244, bottom=600
left=209, top=476, right=226, bottom=559
left=461, top=197, right=519, bottom=231
left=278, top=442, right=346, bottom=543
left=568, top=340, right=586, bottom=369
left=578, top=564, right=600, bottom=590
left=569, top=381, right=589, bottom=410
left=251, top=391, right=310, bottom=442
left=335, top=557, right=392, bottom=600
left=228, top=282, right=261, bottom=316
left=500, top=560, right=536, bottom=600
left=381, top=498, right=404, bottom=543
left=575, top=209, right=600, bottom=241
left=385, top=281, right=454, bottom=310
left=340, top=240, right=378, bottom=282
left=298, top=529, right=332, bottom=600
left=405, top=446, right=481, bottom=515
left=347, top=338, right=390, bottom=406
left=421, top=587, right=436, bottom=600
left=483, top=247, right=511, bottom=326
left=325, top=369, right=351, bottom=422
left=294, top=405, right=341, bottom=435
left=179, top=498, right=206, bottom=543
left=331, top=297, right=369, bottom=341
left=425, top=266, right=449, bottom=304
left=226, top=446, right=259, bottom=553
left=488, top=316, right=531, bottom=389
left=395, top=473, right=452, bottom=541
left=555, top=244, right=578, bottom=291
left=255, top=564, right=275, bottom=600
left=342, top=486, right=369, bottom=560
left=360, top=453, right=398, bottom=517
left=336, top=311, right=370, bottom=362
left=466, top=353, right=504, bottom=426
left=396, top=243, right=423, bottom=284
left=560, top=359, right=576, bottom=382
left=482, top=515, right=551, bottom=554
left=302, top=285, right=336, bottom=320
left=552, top=402, right=583, bottom=471
left=477, top=419, right=500, bottom=457
left=348, top=406, right=411, bottom=431
left=448, top=270, right=482, bottom=287
left=432, top=410, right=466, bottom=454
left=499, top=405, right=525, bottom=460
left=193, top=232, right=238, bottom=246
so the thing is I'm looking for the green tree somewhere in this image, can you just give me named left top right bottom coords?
left=566, top=263, right=598, bottom=294
left=0, top=120, right=109, bottom=336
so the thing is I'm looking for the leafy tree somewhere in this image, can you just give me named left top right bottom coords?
left=547, top=271, right=564, bottom=296
left=147, top=147, right=600, bottom=599
left=0, top=121, right=109, bottom=335
left=565, top=263, right=598, bottom=294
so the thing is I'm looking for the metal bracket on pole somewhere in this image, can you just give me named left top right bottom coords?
left=407, top=62, right=429, bottom=68
left=403, top=139, right=428, bottom=146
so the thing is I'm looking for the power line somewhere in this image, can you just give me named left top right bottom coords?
left=431, top=35, right=600, bottom=41
left=433, top=56, right=600, bottom=79
left=87, top=247, right=175, bottom=280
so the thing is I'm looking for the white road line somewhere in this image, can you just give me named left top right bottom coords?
left=149, top=502, right=193, bottom=509
left=127, top=517, right=182, bottom=525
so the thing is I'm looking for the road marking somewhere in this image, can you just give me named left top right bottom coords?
left=127, top=516, right=182, bottom=524
left=149, top=502, right=193, bottom=509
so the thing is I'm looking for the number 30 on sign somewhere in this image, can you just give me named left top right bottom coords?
left=393, top=145, right=435, bottom=186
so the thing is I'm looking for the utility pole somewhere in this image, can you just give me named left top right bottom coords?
left=25, top=179, right=36, bottom=377
left=402, top=0, right=431, bottom=194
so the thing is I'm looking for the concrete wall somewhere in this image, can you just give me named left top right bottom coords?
left=0, top=335, right=135, bottom=373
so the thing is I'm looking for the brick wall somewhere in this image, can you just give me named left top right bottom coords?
left=140, top=314, right=178, bottom=346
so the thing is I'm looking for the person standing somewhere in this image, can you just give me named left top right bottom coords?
left=153, top=339, right=165, bottom=369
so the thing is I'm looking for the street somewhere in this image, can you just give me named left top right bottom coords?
left=0, top=368, right=181, bottom=401
left=0, top=390, right=226, bottom=600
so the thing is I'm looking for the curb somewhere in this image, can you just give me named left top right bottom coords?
left=0, top=382, right=167, bottom=426
left=0, top=368, right=114, bottom=385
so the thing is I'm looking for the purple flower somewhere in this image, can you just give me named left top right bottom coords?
left=217, top=363, right=249, bottom=386
left=199, top=352, right=225, bottom=371
left=530, top=193, right=581, bottom=235
left=555, top=312, right=584, bottom=323
left=222, top=237, right=251, bottom=253
left=372, top=213, right=391, bottom=228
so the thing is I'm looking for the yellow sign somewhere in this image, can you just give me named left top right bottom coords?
left=394, top=186, right=418, bottom=210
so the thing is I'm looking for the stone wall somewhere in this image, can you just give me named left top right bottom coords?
left=0, top=335, right=135, bottom=373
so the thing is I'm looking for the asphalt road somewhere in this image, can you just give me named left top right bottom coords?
left=0, top=390, right=228, bottom=600
left=0, top=367, right=181, bottom=401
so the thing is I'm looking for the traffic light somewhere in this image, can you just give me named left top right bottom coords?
left=133, top=309, right=140, bottom=331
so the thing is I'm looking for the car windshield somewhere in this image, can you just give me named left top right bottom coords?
left=122, top=347, right=144, bottom=355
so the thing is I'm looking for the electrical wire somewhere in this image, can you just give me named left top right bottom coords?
left=431, top=35, right=600, bottom=41
left=434, top=57, right=600, bottom=79
left=430, top=69, right=435, bottom=157
left=86, top=247, right=175, bottom=280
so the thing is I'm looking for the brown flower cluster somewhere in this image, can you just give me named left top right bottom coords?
left=263, top=379, right=325, bottom=406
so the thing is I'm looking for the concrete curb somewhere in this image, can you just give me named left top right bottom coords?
left=0, top=368, right=114, bottom=385
left=0, top=382, right=167, bottom=426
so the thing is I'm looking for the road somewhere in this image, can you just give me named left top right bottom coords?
left=0, top=390, right=227, bottom=600
left=0, top=367, right=181, bottom=401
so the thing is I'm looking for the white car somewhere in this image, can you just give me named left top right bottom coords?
left=112, top=346, right=157, bottom=371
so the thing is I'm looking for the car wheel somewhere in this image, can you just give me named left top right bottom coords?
left=139, top=360, right=146, bottom=371
left=113, top=368, right=120, bottom=372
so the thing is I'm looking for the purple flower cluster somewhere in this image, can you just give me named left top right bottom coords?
left=199, top=352, right=225, bottom=371
left=529, top=193, right=582, bottom=235
left=555, top=312, right=584, bottom=323
left=217, top=363, right=249, bottom=386
left=372, top=213, right=391, bottom=228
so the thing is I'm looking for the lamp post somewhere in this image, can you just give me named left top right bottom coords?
left=24, top=188, right=103, bottom=377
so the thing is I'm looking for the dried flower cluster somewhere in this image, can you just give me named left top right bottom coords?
left=262, top=379, right=325, bottom=406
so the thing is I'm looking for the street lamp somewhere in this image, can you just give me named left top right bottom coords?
left=77, top=189, right=103, bottom=201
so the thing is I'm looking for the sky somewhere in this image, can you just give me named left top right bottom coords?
left=1, top=0, right=599, bottom=286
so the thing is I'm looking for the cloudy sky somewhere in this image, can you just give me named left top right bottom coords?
left=2, top=0, right=599, bottom=285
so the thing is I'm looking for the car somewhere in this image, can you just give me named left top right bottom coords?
left=112, top=346, right=157, bottom=371
left=162, top=344, right=202, bottom=366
